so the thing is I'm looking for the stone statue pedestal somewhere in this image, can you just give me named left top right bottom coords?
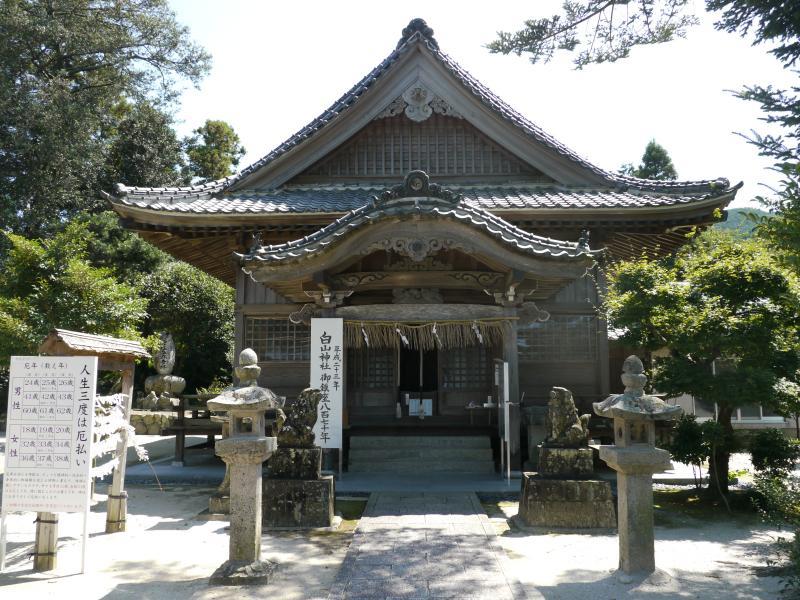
left=519, top=445, right=615, bottom=529
left=262, top=391, right=336, bottom=529
left=518, top=387, right=615, bottom=529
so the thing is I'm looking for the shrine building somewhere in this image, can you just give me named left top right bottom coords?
left=107, top=19, right=739, bottom=470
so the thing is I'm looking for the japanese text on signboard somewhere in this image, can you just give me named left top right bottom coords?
left=310, top=319, right=343, bottom=450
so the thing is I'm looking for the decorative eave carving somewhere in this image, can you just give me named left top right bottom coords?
left=362, top=237, right=472, bottom=263
left=374, top=82, right=463, bottom=122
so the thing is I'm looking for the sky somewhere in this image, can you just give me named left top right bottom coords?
left=168, top=0, right=797, bottom=208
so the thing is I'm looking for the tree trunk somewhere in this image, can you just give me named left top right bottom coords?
left=709, top=404, right=734, bottom=496
left=795, top=413, right=799, bottom=440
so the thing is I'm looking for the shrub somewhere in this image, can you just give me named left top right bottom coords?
left=753, top=474, right=800, bottom=595
left=751, top=429, right=800, bottom=477
left=667, top=414, right=707, bottom=488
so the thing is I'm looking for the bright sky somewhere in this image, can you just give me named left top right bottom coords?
left=168, top=0, right=796, bottom=208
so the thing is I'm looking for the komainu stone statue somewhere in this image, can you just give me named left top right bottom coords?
left=263, top=387, right=335, bottom=528
left=518, top=385, right=616, bottom=529
left=277, top=388, right=321, bottom=448
left=545, top=386, right=590, bottom=448
left=268, top=388, right=322, bottom=480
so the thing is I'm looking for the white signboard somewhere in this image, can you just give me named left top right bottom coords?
left=2, top=356, right=97, bottom=513
left=310, top=318, right=343, bottom=450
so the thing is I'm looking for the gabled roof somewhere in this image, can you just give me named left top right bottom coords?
left=39, top=329, right=150, bottom=360
left=106, top=18, right=738, bottom=222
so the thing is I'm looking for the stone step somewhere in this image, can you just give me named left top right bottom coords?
left=348, top=436, right=491, bottom=449
left=348, top=459, right=496, bottom=474
left=348, top=447, right=493, bottom=461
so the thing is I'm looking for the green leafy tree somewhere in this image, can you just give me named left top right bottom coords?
left=0, top=0, right=210, bottom=236
left=620, top=140, right=678, bottom=180
left=104, top=101, right=189, bottom=189
left=139, top=262, right=234, bottom=392
left=489, top=2, right=800, bottom=278
left=605, top=229, right=800, bottom=494
left=0, top=227, right=147, bottom=364
left=487, top=1, right=793, bottom=69
left=76, top=211, right=170, bottom=284
left=185, top=120, right=246, bottom=182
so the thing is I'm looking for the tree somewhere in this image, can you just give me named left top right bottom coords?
left=185, top=120, right=246, bottom=182
left=139, top=262, right=234, bottom=392
left=489, top=2, right=800, bottom=272
left=76, top=211, right=170, bottom=284
left=605, top=229, right=800, bottom=494
left=0, top=226, right=147, bottom=364
left=620, top=140, right=678, bottom=180
left=0, top=0, right=210, bottom=236
left=487, top=1, right=795, bottom=69
left=103, top=101, right=189, bottom=189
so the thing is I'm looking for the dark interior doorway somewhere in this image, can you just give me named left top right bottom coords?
left=399, top=347, right=438, bottom=392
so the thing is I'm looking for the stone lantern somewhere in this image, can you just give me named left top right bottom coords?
left=208, top=348, right=283, bottom=585
left=593, top=355, right=682, bottom=580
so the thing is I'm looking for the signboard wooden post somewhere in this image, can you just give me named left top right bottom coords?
left=0, top=355, right=97, bottom=573
left=495, top=359, right=511, bottom=483
left=310, top=319, right=344, bottom=474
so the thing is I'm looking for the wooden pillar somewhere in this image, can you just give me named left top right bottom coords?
left=503, top=308, right=521, bottom=470
left=32, top=512, right=58, bottom=571
left=106, top=365, right=134, bottom=533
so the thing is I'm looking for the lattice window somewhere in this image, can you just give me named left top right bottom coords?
left=441, top=346, right=491, bottom=390
left=518, top=315, right=597, bottom=362
left=348, top=348, right=395, bottom=390
left=243, top=317, right=310, bottom=361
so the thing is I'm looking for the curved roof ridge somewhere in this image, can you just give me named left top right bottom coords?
left=235, top=196, right=602, bottom=264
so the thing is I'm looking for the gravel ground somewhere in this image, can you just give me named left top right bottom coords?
left=0, top=480, right=788, bottom=599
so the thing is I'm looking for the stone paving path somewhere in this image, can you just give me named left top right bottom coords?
left=328, top=492, right=525, bottom=599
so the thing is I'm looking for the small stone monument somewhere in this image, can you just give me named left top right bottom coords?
left=208, top=348, right=283, bottom=586
left=593, top=355, right=682, bottom=580
left=263, top=388, right=336, bottom=528
left=141, top=333, right=185, bottom=411
left=518, top=386, right=616, bottom=529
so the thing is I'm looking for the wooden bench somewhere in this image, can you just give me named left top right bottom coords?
left=161, top=394, right=222, bottom=466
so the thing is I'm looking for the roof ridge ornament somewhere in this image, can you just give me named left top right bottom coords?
left=397, top=18, right=438, bottom=50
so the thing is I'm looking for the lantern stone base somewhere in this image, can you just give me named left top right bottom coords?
left=518, top=473, right=616, bottom=529
left=262, top=475, right=335, bottom=528
left=209, top=559, right=277, bottom=586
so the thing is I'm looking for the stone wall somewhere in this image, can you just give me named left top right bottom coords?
left=130, top=410, right=175, bottom=435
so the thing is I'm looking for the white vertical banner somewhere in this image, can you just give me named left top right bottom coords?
left=310, top=318, right=343, bottom=450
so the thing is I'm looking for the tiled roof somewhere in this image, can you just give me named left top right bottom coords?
left=111, top=183, right=731, bottom=215
left=108, top=19, right=735, bottom=215
left=239, top=194, right=598, bottom=268
left=220, top=18, right=728, bottom=195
